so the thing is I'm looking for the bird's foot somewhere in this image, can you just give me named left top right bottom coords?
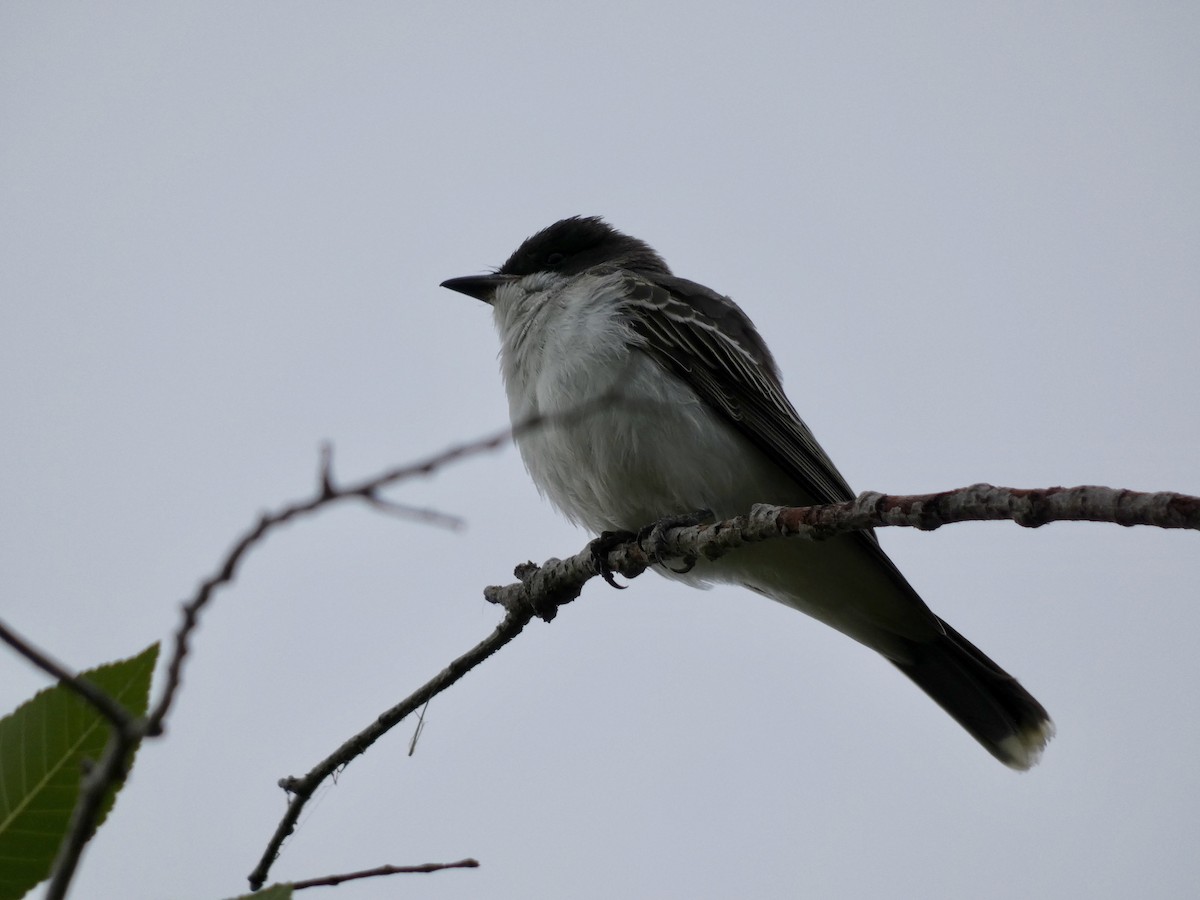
left=637, top=508, right=716, bottom=574
left=589, top=530, right=637, bottom=589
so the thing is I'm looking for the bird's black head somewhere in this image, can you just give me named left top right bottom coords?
left=498, top=216, right=672, bottom=278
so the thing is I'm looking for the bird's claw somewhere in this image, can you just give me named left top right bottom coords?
left=589, top=530, right=636, bottom=589
left=638, top=508, right=716, bottom=574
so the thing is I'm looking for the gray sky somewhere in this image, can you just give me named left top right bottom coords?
left=2, top=4, right=1198, bottom=899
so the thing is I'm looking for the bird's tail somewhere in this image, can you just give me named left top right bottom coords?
left=892, top=619, right=1053, bottom=770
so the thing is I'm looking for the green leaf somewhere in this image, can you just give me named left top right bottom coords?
left=0, top=643, right=159, bottom=900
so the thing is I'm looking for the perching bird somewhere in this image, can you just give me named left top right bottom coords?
left=441, top=216, right=1052, bottom=769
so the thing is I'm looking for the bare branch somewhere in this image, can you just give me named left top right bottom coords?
left=10, top=391, right=655, bottom=900
left=782, top=484, right=1200, bottom=533
left=16, top=395, right=638, bottom=900
left=0, top=619, right=135, bottom=731
left=486, top=484, right=1200, bottom=616
left=408, top=701, right=430, bottom=757
left=0, top=625, right=150, bottom=900
left=251, top=481, right=1198, bottom=889
left=358, top=491, right=465, bottom=529
left=146, top=421, right=541, bottom=735
left=18, top=430, right=1191, bottom=900
left=247, top=607, right=535, bottom=891
left=148, top=393, right=629, bottom=737
left=44, top=730, right=138, bottom=900
left=290, top=858, right=479, bottom=890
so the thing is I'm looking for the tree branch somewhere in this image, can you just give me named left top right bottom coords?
left=11, top=396, right=639, bottom=900
left=489, top=484, right=1198, bottom=614
left=289, top=858, right=479, bottom=890
left=250, top=481, right=1198, bottom=890
left=147, top=393, right=629, bottom=738
left=44, top=730, right=139, bottom=900
left=0, top=621, right=148, bottom=900
left=144, top=427, right=525, bottom=736
left=0, top=619, right=135, bottom=731
left=7, top=419, right=568, bottom=900
left=246, top=607, right=534, bottom=891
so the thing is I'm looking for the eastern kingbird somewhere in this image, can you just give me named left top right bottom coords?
left=442, top=216, right=1052, bottom=769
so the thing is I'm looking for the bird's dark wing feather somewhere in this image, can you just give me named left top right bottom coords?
left=621, top=273, right=859, bottom=509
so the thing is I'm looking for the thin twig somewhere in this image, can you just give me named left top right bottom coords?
left=359, top=492, right=465, bottom=529
left=44, top=730, right=139, bottom=900
left=247, top=607, right=535, bottom=891
left=0, top=619, right=135, bottom=731
left=408, top=701, right=430, bottom=757
left=290, top=858, right=479, bottom=890
left=147, top=394, right=627, bottom=737
left=148, top=440, right=504, bottom=733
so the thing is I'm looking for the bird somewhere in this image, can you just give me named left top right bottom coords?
left=441, top=215, right=1053, bottom=769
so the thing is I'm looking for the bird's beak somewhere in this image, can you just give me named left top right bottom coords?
left=439, top=273, right=517, bottom=304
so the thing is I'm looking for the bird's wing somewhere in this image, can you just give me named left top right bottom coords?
left=621, top=272, right=860, bottom=510
left=620, top=271, right=955, bottom=658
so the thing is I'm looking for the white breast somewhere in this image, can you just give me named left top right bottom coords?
left=491, top=272, right=801, bottom=535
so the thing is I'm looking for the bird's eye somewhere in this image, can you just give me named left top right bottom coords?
left=545, top=251, right=565, bottom=267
